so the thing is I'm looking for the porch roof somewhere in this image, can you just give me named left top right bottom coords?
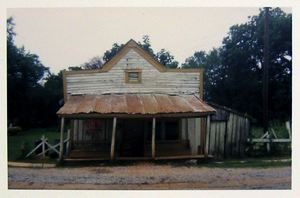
left=57, top=94, right=216, bottom=118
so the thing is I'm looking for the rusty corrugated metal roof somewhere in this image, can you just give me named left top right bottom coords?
left=57, top=94, right=216, bottom=117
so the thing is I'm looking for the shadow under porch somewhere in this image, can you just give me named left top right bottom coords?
left=66, top=117, right=210, bottom=160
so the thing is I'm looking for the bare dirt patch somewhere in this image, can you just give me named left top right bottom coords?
left=89, top=168, right=113, bottom=174
left=8, top=162, right=291, bottom=190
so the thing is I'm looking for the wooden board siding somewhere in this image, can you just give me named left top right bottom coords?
left=69, top=106, right=250, bottom=160
left=182, top=105, right=251, bottom=159
left=208, top=121, right=226, bottom=158
left=195, top=118, right=201, bottom=154
left=65, top=49, right=201, bottom=97
left=186, top=118, right=203, bottom=155
left=72, top=119, right=113, bottom=149
left=207, top=112, right=250, bottom=159
left=187, top=118, right=195, bottom=154
left=69, top=112, right=250, bottom=159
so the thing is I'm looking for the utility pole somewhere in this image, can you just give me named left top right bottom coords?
left=263, top=7, right=270, bottom=152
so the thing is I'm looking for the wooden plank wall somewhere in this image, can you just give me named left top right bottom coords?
left=186, top=118, right=202, bottom=155
left=208, top=113, right=250, bottom=159
left=72, top=119, right=112, bottom=148
left=70, top=112, right=250, bottom=159
left=66, top=49, right=201, bottom=97
left=208, top=121, right=226, bottom=159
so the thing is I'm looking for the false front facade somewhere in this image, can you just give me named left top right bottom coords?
left=57, top=39, right=215, bottom=161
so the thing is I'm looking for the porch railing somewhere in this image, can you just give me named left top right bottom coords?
left=25, top=129, right=71, bottom=159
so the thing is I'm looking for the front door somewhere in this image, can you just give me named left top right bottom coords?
left=120, top=119, right=144, bottom=157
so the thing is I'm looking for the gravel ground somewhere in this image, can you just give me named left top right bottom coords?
left=8, top=162, right=291, bottom=189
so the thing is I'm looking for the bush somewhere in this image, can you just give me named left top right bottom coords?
left=8, top=126, right=22, bottom=135
left=246, top=121, right=291, bottom=157
left=20, top=142, right=30, bottom=158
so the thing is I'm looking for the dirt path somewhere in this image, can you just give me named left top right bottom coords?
left=8, top=162, right=291, bottom=190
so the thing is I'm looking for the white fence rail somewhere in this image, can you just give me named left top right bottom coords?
left=247, top=121, right=291, bottom=153
left=25, top=129, right=70, bottom=159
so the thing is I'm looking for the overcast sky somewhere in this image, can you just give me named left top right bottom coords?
left=8, top=7, right=291, bottom=74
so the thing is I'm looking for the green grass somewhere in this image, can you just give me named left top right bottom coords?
left=59, top=157, right=291, bottom=169
left=249, top=121, right=291, bottom=156
left=8, top=124, right=291, bottom=167
left=202, top=158, right=291, bottom=168
left=8, top=127, right=66, bottom=161
left=251, top=121, right=290, bottom=139
left=160, top=157, right=291, bottom=168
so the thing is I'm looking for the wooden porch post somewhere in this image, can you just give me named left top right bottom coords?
left=152, top=117, right=156, bottom=159
left=66, top=129, right=71, bottom=155
left=204, top=115, right=210, bottom=158
left=110, top=117, right=117, bottom=160
left=59, top=117, right=65, bottom=161
left=161, top=121, right=166, bottom=140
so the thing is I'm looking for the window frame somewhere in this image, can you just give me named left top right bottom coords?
left=124, top=69, right=142, bottom=84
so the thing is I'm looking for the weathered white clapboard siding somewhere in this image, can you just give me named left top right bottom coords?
left=66, top=49, right=200, bottom=97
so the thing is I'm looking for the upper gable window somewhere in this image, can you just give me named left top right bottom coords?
left=125, top=69, right=142, bottom=83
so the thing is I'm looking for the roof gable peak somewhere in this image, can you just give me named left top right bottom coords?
left=99, top=39, right=166, bottom=72
left=64, top=39, right=203, bottom=75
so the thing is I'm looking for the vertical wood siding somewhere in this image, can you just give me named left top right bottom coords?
left=72, top=119, right=112, bottom=148
left=71, top=109, right=250, bottom=159
left=208, top=112, right=250, bottom=159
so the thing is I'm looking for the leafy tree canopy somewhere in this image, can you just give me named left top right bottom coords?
left=182, top=8, right=291, bottom=122
left=80, top=56, right=103, bottom=70
left=88, top=35, right=179, bottom=69
left=182, top=51, right=206, bottom=68
left=7, top=17, right=53, bottom=127
left=138, top=35, right=155, bottom=57
left=7, top=8, right=291, bottom=128
left=155, top=49, right=179, bottom=68
left=103, top=43, right=124, bottom=63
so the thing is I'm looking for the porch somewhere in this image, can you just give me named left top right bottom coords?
left=56, top=94, right=216, bottom=161
left=66, top=118, right=208, bottom=160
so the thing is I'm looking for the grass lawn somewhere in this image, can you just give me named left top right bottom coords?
left=8, top=127, right=66, bottom=161
left=249, top=121, right=291, bottom=156
left=154, top=157, right=291, bottom=169
left=251, top=121, right=290, bottom=138
left=63, top=157, right=291, bottom=169
left=202, top=157, right=291, bottom=168
left=8, top=125, right=291, bottom=167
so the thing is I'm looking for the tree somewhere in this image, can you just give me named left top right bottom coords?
left=156, top=49, right=179, bottom=68
left=202, top=49, right=223, bottom=101
left=101, top=35, right=179, bottom=68
left=138, top=35, right=155, bottom=57
left=41, top=71, right=64, bottom=126
left=7, top=17, right=50, bottom=127
left=219, top=8, right=291, bottom=122
left=7, top=17, right=15, bottom=43
left=182, top=49, right=223, bottom=101
left=183, top=8, right=291, bottom=123
left=103, top=43, right=124, bottom=62
left=81, top=56, right=103, bottom=69
left=182, top=51, right=207, bottom=68
left=68, top=66, right=82, bottom=71
left=138, top=35, right=179, bottom=68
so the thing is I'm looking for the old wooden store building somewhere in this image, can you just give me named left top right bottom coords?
left=56, top=39, right=250, bottom=161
